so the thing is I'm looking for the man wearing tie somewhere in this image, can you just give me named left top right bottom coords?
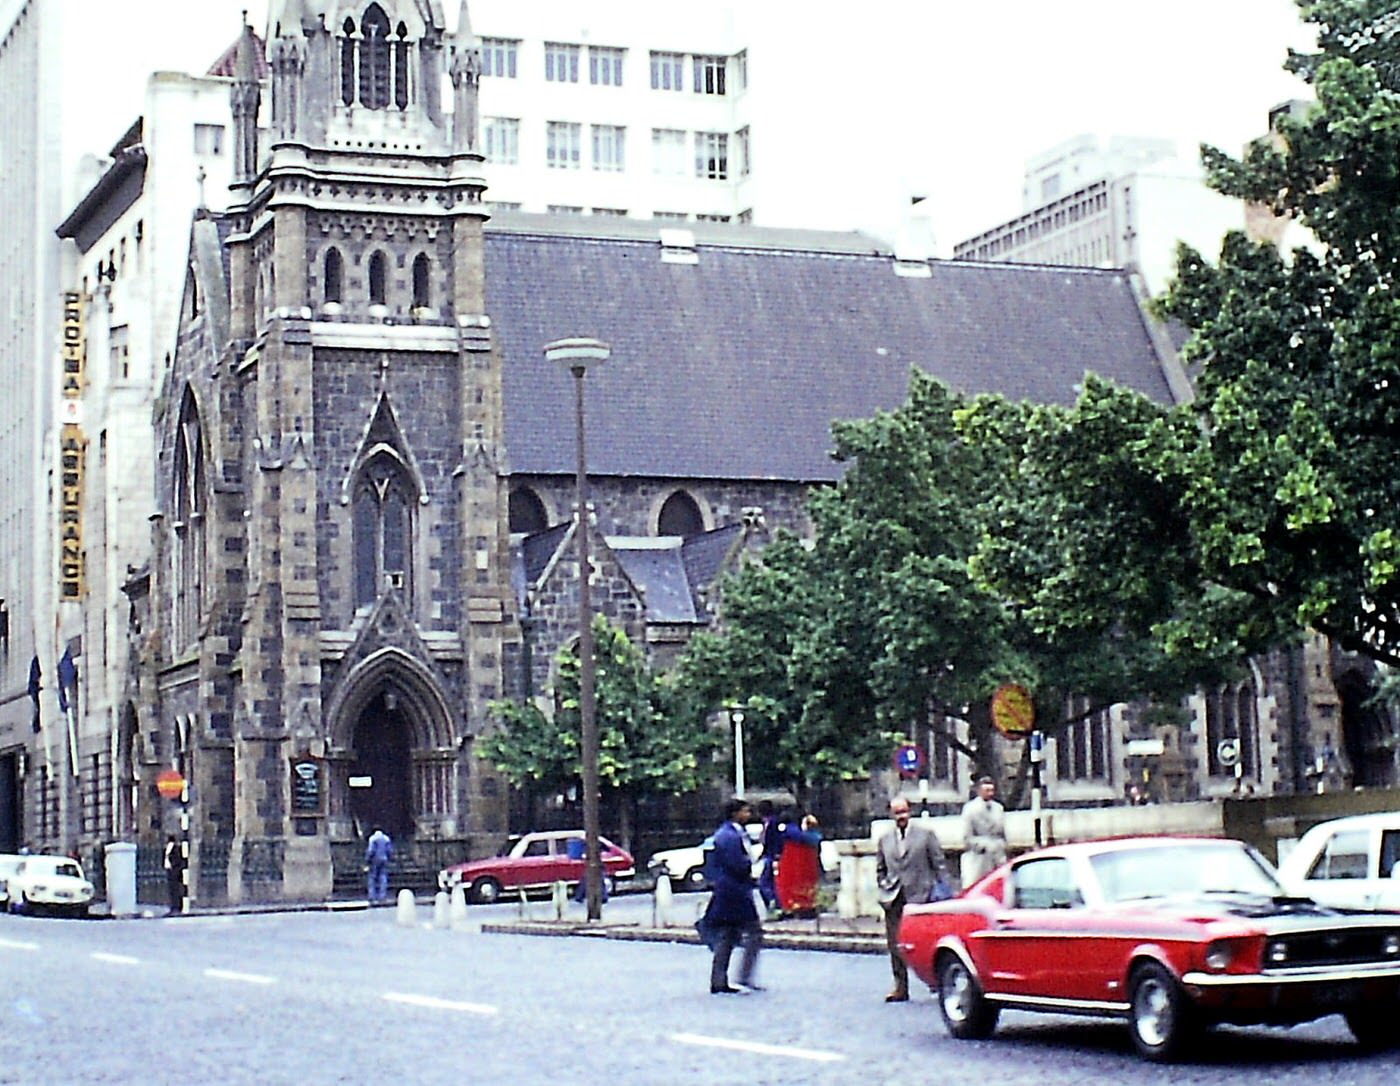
left=876, top=795, right=950, bottom=1002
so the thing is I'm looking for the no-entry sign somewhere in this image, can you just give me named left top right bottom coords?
left=155, top=768, right=186, bottom=800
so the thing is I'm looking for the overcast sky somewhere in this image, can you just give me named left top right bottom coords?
left=125, top=0, right=1315, bottom=254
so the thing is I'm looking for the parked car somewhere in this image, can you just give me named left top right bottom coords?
left=1277, top=812, right=1400, bottom=912
left=5, top=855, right=95, bottom=918
left=0, top=854, right=25, bottom=908
left=897, top=835, right=1400, bottom=1062
left=438, top=830, right=635, bottom=904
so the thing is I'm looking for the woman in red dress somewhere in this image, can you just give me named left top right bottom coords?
left=774, top=811, right=823, bottom=917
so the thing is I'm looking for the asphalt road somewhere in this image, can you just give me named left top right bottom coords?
left=0, top=904, right=1393, bottom=1086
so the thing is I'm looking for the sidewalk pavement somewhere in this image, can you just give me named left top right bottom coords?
left=481, top=911, right=886, bottom=954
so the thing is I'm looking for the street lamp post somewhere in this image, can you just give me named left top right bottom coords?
left=726, top=705, right=746, bottom=797
left=545, top=337, right=609, bottom=921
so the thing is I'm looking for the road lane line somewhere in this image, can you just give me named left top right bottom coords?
left=91, top=952, right=141, bottom=965
left=0, top=937, right=39, bottom=952
left=203, top=967, right=276, bottom=985
left=382, top=992, right=498, bottom=1016
left=669, top=1033, right=845, bottom=1063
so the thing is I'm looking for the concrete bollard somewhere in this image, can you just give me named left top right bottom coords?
left=395, top=887, right=417, bottom=927
left=450, top=885, right=469, bottom=930
left=654, top=873, right=673, bottom=927
left=552, top=880, right=568, bottom=919
left=432, top=890, right=451, bottom=929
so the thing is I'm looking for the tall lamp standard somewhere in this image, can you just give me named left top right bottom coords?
left=545, top=337, right=610, bottom=921
left=725, top=704, right=746, bottom=797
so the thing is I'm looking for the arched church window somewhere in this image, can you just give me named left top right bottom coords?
left=412, top=253, right=430, bottom=309
left=353, top=455, right=416, bottom=608
left=172, top=391, right=207, bottom=650
left=324, top=248, right=343, bottom=304
left=340, top=18, right=357, bottom=105
left=394, top=22, right=411, bottom=110
left=509, top=487, right=549, bottom=534
left=359, top=5, right=392, bottom=110
left=657, top=490, right=704, bottom=537
left=368, top=251, right=387, bottom=306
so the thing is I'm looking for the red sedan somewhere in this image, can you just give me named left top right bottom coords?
left=438, top=830, right=635, bottom=904
left=897, top=835, right=1400, bottom=1061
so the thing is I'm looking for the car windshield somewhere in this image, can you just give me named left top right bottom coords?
left=1091, top=843, right=1284, bottom=903
left=53, top=861, right=82, bottom=879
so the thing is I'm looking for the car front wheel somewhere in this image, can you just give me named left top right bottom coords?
left=936, top=953, right=999, bottom=1039
left=470, top=877, right=503, bottom=905
left=1128, top=962, right=1198, bottom=1062
left=1345, top=1004, right=1400, bottom=1050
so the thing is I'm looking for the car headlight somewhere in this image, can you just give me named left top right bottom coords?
left=1383, top=935, right=1400, bottom=957
left=1204, top=941, right=1236, bottom=971
left=1265, top=940, right=1289, bottom=965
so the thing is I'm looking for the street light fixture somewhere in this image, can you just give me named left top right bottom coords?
left=544, top=337, right=609, bottom=921
left=726, top=704, right=746, bottom=797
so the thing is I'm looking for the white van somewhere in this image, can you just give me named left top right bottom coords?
left=1278, top=812, right=1400, bottom=912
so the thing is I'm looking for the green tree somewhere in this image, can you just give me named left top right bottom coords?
left=479, top=616, right=718, bottom=849
left=1154, top=0, right=1400, bottom=668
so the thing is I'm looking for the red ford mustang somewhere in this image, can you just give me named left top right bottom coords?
left=897, top=836, right=1400, bottom=1061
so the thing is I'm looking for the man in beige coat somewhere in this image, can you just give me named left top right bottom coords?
left=876, top=796, right=950, bottom=1002
left=961, top=775, right=1008, bottom=886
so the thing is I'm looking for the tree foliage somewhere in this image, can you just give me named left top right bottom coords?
left=479, top=616, right=719, bottom=843
left=1155, top=0, right=1400, bottom=667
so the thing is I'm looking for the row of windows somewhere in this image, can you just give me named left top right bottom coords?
left=958, top=188, right=1112, bottom=258
left=482, top=38, right=746, bottom=95
left=340, top=6, right=414, bottom=111
left=485, top=119, right=750, bottom=181
left=492, top=204, right=749, bottom=225
left=508, top=487, right=705, bottom=538
left=321, top=248, right=436, bottom=310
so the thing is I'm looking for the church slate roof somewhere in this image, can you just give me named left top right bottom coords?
left=611, top=546, right=700, bottom=624
left=485, top=218, right=1179, bottom=484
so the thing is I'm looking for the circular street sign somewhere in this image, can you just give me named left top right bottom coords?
left=893, top=743, right=925, bottom=779
left=1216, top=739, right=1241, bottom=768
left=155, top=768, right=186, bottom=800
left=991, top=683, right=1035, bottom=739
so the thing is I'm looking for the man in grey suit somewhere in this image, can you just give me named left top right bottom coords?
left=876, top=795, right=950, bottom=1002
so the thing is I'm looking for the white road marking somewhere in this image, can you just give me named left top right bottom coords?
left=203, top=967, right=276, bottom=985
left=382, top=992, right=498, bottom=1016
left=0, top=937, right=39, bottom=952
left=669, top=1033, right=845, bottom=1063
left=90, top=952, right=141, bottom=965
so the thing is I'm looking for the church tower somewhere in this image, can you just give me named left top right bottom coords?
left=210, top=1, right=510, bottom=900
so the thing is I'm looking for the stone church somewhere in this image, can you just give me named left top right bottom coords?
left=124, top=1, right=1391, bottom=904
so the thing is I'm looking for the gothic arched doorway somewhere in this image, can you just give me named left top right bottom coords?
left=349, top=689, right=414, bottom=839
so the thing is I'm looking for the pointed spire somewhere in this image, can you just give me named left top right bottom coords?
left=234, top=17, right=259, bottom=84
left=230, top=16, right=262, bottom=187
left=450, top=1, right=482, bottom=154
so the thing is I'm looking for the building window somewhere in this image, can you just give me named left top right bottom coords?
left=340, top=18, right=357, bottom=105
left=694, top=54, right=726, bottom=95
left=589, top=46, right=624, bottom=86
left=490, top=201, right=522, bottom=212
left=652, top=128, right=687, bottom=176
left=172, top=391, right=206, bottom=650
left=591, top=124, right=625, bottom=172
left=695, top=213, right=731, bottom=223
left=481, top=38, right=518, bottom=78
left=737, top=127, right=751, bottom=177
left=353, top=456, right=415, bottom=608
left=508, top=487, right=549, bottom=534
left=737, top=208, right=753, bottom=224
left=193, top=124, right=225, bottom=156
left=545, top=42, right=580, bottom=83
left=547, top=205, right=584, bottom=215
left=324, top=248, right=344, bottom=303
left=591, top=207, right=627, bottom=217
left=695, top=132, right=728, bottom=180
left=358, top=4, right=392, bottom=109
left=368, top=251, right=387, bottom=305
left=484, top=117, right=520, bottom=164
left=393, top=21, right=410, bottom=109
left=110, top=325, right=130, bottom=380
left=412, top=254, right=430, bottom=309
left=1056, top=698, right=1112, bottom=784
left=650, top=51, right=683, bottom=91
left=734, top=49, right=748, bottom=90
left=546, top=121, right=581, bottom=169
left=653, top=211, right=689, bottom=222
left=658, top=490, right=704, bottom=537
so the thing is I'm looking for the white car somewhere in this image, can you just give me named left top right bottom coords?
left=646, top=825, right=838, bottom=892
left=1278, top=811, right=1400, bottom=912
left=5, top=855, right=95, bottom=917
left=0, top=854, right=24, bottom=908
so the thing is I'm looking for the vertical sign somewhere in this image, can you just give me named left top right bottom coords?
left=59, top=291, right=86, bottom=599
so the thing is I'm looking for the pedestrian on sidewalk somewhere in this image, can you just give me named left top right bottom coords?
left=960, top=775, right=1007, bottom=886
left=756, top=799, right=782, bottom=916
left=774, top=809, right=823, bottom=918
left=701, top=797, right=764, bottom=994
left=876, top=795, right=950, bottom=1002
left=164, top=834, right=186, bottom=916
left=365, top=826, right=394, bottom=904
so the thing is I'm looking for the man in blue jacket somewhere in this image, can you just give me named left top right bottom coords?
left=701, top=797, right=764, bottom=993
